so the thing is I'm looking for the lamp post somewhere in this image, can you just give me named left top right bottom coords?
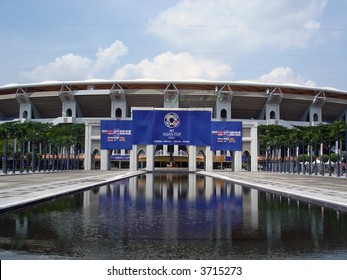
left=12, top=133, right=16, bottom=174
left=19, top=131, right=24, bottom=174
left=3, top=129, right=8, bottom=174
left=345, top=129, right=347, bottom=178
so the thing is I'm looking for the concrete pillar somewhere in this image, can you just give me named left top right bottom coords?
left=263, top=89, right=283, bottom=122
left=110, top=85, right=127, bottom=118
left=16, top=90, right=42, bottom=119
left=234, top=150, right=242, bottom=171
left=174, top=145, right=179, bottom=156
left=59, top=90, right=80, bottom=118
left=309, top=107, right=322, bottom=123
left=146, top=145, right=154, bottom=172
left=188, top=145, right=196, bottom=172
left=205, top=146, right=213, bottom=172
left=19, top=103, right=33, bottom=119
left=266, top=103, right=280, bottom=121
left=100, top=149, right=110, bottom=170
left=84, top=122, right=92, bottom=170
left=250, top=124, right=258, bottom=171
left=215, top=85, right=233, bottom=119
left=129, top=144, right=138, bottom=171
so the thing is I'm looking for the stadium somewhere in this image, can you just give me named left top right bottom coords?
left=0, top=80, right=347, bottom=172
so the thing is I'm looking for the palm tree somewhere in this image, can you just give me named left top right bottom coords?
left=331, top=120, right=347, bottom=175
left=258, top=127, right=271, bottom=171
left=288, top=128, right=301, bottom=173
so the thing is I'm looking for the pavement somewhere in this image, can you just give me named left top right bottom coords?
left=0, top=170, right=145, bottom=214
left=199, top=171, right=347, bottom=212
left=1, top=169, right=347, bottom=215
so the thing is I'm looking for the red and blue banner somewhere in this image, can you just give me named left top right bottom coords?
left=211, top=121, right=242, bottom=151
left=101, top=110, right=242, bottom=151
left=100, top=120, right=133, bottom=150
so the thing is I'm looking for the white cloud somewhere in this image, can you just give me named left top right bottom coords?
left=255, top=67, right=316, bottom=86
left=113, top=51, right=233, bottom=80
left=20, top=41, right=128, bottom=82
left=21, top=53, right=94, bottom=82
left=94, top=41, right=128, bottom=71
left=147, top=0, right=328, bottom=52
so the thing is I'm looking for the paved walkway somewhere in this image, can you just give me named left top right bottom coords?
left=0, top=170, right=145, bottom=214
left=199, top=171, right=347, bottom=212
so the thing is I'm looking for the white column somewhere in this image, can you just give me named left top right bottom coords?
left=174, top=145, right=179, bottom=156
left=84, top=123, right=91, bottom=170
left=188, top=145, right=196, bottom=172
left=250, top=124, right=258, bottom=171
left=129, top=144, right=138, bottom=171
left=234, top=150, right=242, bottom=171
left=205, top=146, right=213, bottom=172
left=100, top=149, right=110, bottom=170
left=146, top=145, right=154, bottom=172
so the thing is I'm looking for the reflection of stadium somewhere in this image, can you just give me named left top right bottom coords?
left=0, top=80, right=346, bottom=171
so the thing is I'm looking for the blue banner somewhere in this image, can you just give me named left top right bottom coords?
left=153, top=110, right=190, bottom=145
left=100, top=110, right=242, bottom=151
left=100, top=120, right=133, bottom=150
left=211, top=121, right=242, bottom=151
left=110, top=154, right=130, bottom=161
left=189, top=110, right=211, bottom=146
left=132, top=110, right=154, bottom=144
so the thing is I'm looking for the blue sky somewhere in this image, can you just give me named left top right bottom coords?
left=1, top=0, right=347, bottom=90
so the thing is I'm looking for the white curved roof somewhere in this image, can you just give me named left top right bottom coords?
left=0, top=79, right=346, bottom=122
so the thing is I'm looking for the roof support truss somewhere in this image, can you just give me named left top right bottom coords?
left=216, top=85, right=233, bottom=102
left=15, top=87, right=41, bottom=119
left=164, top=83, right=179, bottom=102
left=59, top=85, right=83, bottom=117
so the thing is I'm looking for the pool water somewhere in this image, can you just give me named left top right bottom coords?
left=0, top=173, right=346, bottom=259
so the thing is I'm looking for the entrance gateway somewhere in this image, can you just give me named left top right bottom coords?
left=85, top=108, right=258, bottom=172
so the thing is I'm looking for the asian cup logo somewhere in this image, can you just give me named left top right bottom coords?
left=164, top=112, right=180, bottom=128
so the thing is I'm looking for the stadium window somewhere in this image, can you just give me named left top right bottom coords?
left=66, top=108, right=72, bottom=117
left=270, top=111, right=276, bottom=119
left=313, top=113, right=318, bottom=122
left=221, top=109, right=227, bottom=119
left=116, top=108, right=122, bottom=118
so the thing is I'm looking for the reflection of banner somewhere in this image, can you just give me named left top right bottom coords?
left=211, top=121, right=242, bottom=151
left=100, top=120, right=133, bottom=150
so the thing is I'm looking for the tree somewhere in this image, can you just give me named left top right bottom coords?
left=0, top=121, right=85, bottom=172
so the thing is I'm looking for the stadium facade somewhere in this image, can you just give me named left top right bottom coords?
left=1, top=80, right=347, bottom=172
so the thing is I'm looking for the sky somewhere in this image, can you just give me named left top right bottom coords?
left=1, top=0, right=347, bottom=90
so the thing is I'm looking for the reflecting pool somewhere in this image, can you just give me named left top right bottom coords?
left=0, top=173, right=347, bottom=259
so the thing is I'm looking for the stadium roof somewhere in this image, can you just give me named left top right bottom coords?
left=1, top=79, right=347, bottom=98
left=0, top=79, right=346, bottom=122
